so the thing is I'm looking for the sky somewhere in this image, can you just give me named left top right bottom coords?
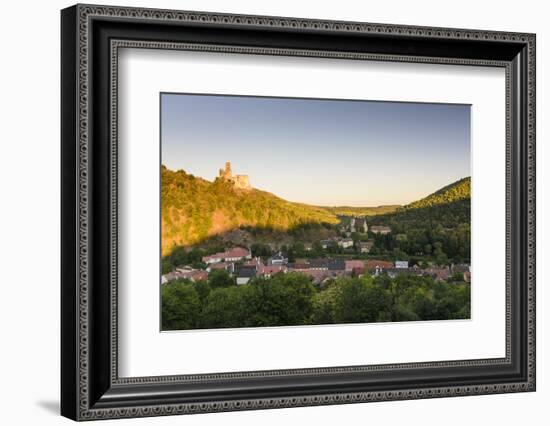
left=161, top=93, right=471, bottom=206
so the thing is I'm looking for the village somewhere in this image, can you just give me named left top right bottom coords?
left=162, top=216, right=471, bottom=287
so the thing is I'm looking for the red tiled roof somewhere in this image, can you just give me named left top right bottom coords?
left=371, top=226, right=391, bottom=232
left=345, top=260, right=364, bottom=271
left=352, top=267, right=365, bottom=275
left=203, top=247, right=250, bottom=262
left=260, top=265, right=286, bottom=275
left=367, top=260, right=393, bottom=270
left=224, top=247, right=250, bottom=258
left=189, top=270, right=208, bottom=281
left=209, top=262, right=230, bottom=270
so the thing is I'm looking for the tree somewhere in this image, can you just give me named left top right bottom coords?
left=200, top=286, right=250, bottom=328
left=208, top=269, right=235, bottom=288
left=242, top=273, right=316, bottom=327
left=251, top=243, right=272, bottom=257
left=161, top=281, right=201, bottom=330
left=333, top=278, right=388, bottom=323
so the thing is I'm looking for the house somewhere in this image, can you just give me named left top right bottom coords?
left=268, top=252, right=288, bottom=266
left=308, top=259, right=329, bottom=270
left=338, top=238, right=354, bottom=249
left=370, top=225, right=392, bottom=235
left=320, top=239, right=332, bottom=249
left=451, top=264, right=470, bottom=274
left=395, top=260, right=409, bottom=269
left=345, top=260, right=365, bottom=272
left=161, top=269, right=208, bottom=284
left=299, top=269, right=346, bottom=286
left=350, top=217, right=368, bottom=233
left=423, top=266, right=451, bottom=281
left=259, top=264, right=287, bottom=278
left=187, top=270, right=208, bottom=282
left=359, top=241, right=374, bottom=253
left=287, top=262, right=310, bottom=271
left=161, top=271, right=181, bottom=284
left=351, top=266, right=365, bottom=277
left=384, top=268, right=422, bottom=278
left=366, top=259, right=394, bottom=272
left=206, top=261, right=234, bottom=273
left=236, top=267, right=256, bottom=285
left=327, top=259, right=346, bottom=271
left=202, top=247, right=251, bottom=264
left=244, top=257, right=264, bottom=272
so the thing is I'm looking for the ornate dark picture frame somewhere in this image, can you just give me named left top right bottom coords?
left=61, top=4, right=536, bottom=421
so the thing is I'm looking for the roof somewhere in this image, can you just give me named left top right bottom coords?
left=189, top=270, right=208, bottom=281
left=209, top=262, right=230, bottom=270
left=367, top=259, right=394, bottom=270
left=452, top=264, right=470, bottom=274
left=385, top=268, right=421, bottom=275
left=244, top=257, right=262, bottom=267
left=224, top=247, right=251, bottom=258
left=288, top=262, right=310, bottom=270
left=423, top=267, right=451, bottom=281
left=345, top=260, right=364, bottom=271
left=327, top=259, right=346, bottom=271
left=352, top=266, right=365, bottom=275
left=202, top=247, right=250, bottom=262
left=260, top=265, right=286, bottom=274
left=237, top=267, right=256, bottom=278
left=309, top=259, right=329, bottom=268
left=298, top=269, right=346, bottom=285
left=371, top=225, right=391, bottom=232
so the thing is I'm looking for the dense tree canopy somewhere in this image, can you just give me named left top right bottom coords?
left=161, top=272, right=470, bottom=331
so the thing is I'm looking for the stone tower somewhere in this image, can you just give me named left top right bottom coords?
left=219, top=161, right=232, bottom=179
left=218, top=161, right=251, bottom=190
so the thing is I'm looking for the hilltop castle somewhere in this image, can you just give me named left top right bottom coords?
left=219, top=162, right=251, bottom=190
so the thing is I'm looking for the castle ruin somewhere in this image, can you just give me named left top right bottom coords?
left=219, top=161, right=251, bottom=190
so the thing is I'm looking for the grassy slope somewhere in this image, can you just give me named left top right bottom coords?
left=162, top=167, right=338, bottom=255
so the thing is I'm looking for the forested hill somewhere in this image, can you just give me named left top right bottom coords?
left=405, top=177, right=471, bottom=210
left=368, top=177, right=471, bottom=263
left=161, top=166, right=338, bottom=256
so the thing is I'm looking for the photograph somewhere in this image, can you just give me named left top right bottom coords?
left=160, top=93, right=472, bottom=331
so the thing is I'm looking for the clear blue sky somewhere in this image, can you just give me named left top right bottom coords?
left=161, top=93, right=470, bottom=206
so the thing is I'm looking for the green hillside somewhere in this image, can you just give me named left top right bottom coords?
left=367, top=177, right=471, bottom=263
left=405, top=177, right=471, bottom=210
left=161, top=166, right=338, bottom=255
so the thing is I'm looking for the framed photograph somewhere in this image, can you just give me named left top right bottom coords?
left=61, top=4, right=536, bottom=421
